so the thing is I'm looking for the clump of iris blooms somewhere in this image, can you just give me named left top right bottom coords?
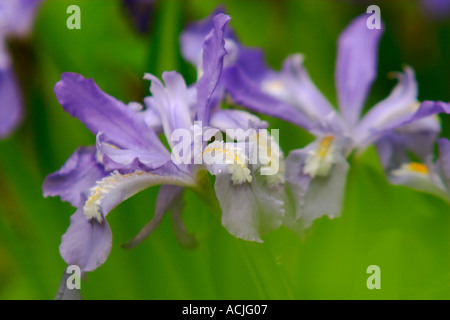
left=43, top=8, right=450, bottom=300
left=181, top=8, right=450, bottom=232
left=43, top=14, right=285, bottom=285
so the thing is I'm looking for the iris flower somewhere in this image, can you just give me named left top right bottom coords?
left=43, top=13, right=284, bottom=283
left=181, top=9, right=450, bottom=231
left=0, top=0, right=42, bottom=138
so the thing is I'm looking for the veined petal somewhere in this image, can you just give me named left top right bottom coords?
left=196, top=13, right=231, bottom=125
left=285, top=139, right=349, bottom=230
left=59, top=207, right=112, bottom=272
left=213, top=173, right=284, bottom=242
left=335, top=14, right=383, bottom=128
left=277, top=54, right=342, bottom=132
left=203, top=138, right=285, bottom=241
left=54, top=73, right=168, bottom=154
left=98, top=141, right=171, bottom=173
left=0, top=62, right=22, bottom=139
left=43, top=146, right=108, bottom=207
left=82, top=163, right=195, bottom=223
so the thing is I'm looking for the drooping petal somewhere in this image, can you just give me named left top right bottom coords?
left=196, top=13, right=231, bottom=125
left=59, top=207, right=112, bottom=272
left=82, top=162, right=195, bottom=223
left=123, top=185, right=184, bottom=249
left=203, top=139, right=285, bottom=242
left=43, top=146, right=108, bottom=207
left=170, top=200, right=198, bottom=249
left=388, top=162, right=449, bottom=202
left=59, top=162, right=195, bottom=273
left=0, top=61, right=22, bottom=139
left=213, top=173, right=284, bottom=242
left=54, top=72, right=168, bottom=154
left=376, top=136, right=450, bottom=202
left=335, top=13, right=383, bottom=128
left=284, top=140, right=350, bottom=230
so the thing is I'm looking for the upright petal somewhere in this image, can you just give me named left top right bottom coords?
left=179, top=6, right=234, bottom=67
left=335, top=14, right=383, bottom=128
left=54, top=73, right=168, bottom=154
left=42, top=146, right=108, bottom=207
left=196, top=13, right=231, bottom=125
left=222, top=65, right=315, bottom=131
left=143, top=71, right=194, bottom=145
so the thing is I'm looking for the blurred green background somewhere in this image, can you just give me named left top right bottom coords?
left=0, top=0, right=449, bottom=299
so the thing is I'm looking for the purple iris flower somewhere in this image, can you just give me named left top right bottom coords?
left=43, top=13, right=285, bottom=285
left=181, top=9, right=450, bottom=231
left=0, top=0, right=42, bottom=138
